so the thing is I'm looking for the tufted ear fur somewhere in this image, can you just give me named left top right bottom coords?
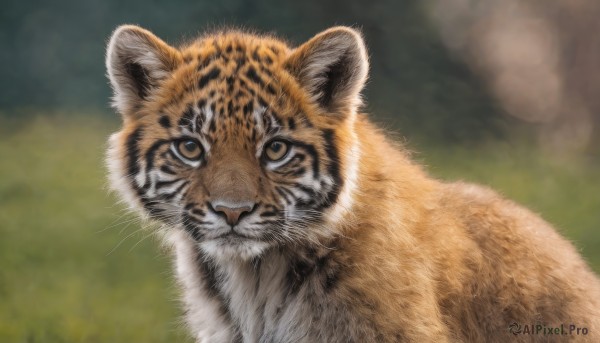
left=285, top=27, right=369, bottom=117
left=106, top=25, right=181, bottom=115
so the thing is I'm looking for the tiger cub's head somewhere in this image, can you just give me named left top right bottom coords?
left=105, top=26, right=368, bottom=260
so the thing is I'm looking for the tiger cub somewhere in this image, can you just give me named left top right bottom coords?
left=105, top=25, right=600, bottom=342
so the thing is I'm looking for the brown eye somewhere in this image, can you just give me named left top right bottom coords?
left=265, top=140, right=289, bottom=161
left=177, top=139, right=203, bottom=160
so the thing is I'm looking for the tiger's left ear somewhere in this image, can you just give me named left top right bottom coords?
left=285, top=27, right=369, bottom=117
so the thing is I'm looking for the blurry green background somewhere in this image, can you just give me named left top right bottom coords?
left=1, top=0, right=599, bottom=342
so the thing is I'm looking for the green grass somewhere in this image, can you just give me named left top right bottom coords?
left=0, top=112, right=598, bottom=342
left=0, top=113, right=191, bottom=342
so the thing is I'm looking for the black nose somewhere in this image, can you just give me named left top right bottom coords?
left=212, top=203, right=254, bottom=226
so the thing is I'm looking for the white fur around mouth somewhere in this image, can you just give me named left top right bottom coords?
left=199, top=236, right=272, bottom=262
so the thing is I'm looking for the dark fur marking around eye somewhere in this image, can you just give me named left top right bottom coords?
left=263, top=116, right=272, bottom=133
left=303, top=117, right=314, bottom=128
left=178, top=105, right=195, bottom=129
left=159, top=115, right=171, bottom=128
left=288, top=139, right=319, bottom=178
left=270, top=110, right=282, bottom=124
left=144, top=140, right=170, bottom=172
left=198, top=67, right=221, bottom=89
left=291, top=167, right=306, bottom=177
left=287, top=118, right=296, bottom=130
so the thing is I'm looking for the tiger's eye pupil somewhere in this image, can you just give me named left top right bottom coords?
left=184, top=141, right=197, bottom=152
left=265, top=140, right=289, bottom=161
left=177, top=139, right=202, bottom=160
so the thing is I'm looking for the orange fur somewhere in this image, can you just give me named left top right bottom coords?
left=106, top=25, right=600, bottom=342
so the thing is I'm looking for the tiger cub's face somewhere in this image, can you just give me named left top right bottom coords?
left=106, top=26, right=368, bottom=260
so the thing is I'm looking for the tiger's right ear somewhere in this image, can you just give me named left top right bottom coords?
left=106, top=25, right=181, bottom=115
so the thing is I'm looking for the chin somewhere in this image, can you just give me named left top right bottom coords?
left=199, top=236, right=272, bottom=262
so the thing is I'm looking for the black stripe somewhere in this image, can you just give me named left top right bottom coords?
left=191, top=208, right=205, bottom=216
left=287, top=117, right=296, bottom=130
left=160, top=165, right=176, bottom=175
left=242, top=101, right=253, bottom=117
left=155, top=179, right=183, bottom=189
left=227, top=100, right=234, bottom=117
left=182, top=212, right=204, bottom=241
left=291, top=167, right=306, bottom=177
left=275, top=186, right=293, bottom=205
left=158, top=115, right=171, bottom=128
left=162, top=181, right=188, bottom=201
left=288, top=139, right=320, bottom=178
left=178, top=104, right=195, bottom=129
left=198, top=67, right=221, bottom=89
left=320, top=129, right=343, bottom=209
left=144, top=140, right=170, bottom=171
left=196, top=251, right=240, bottom=342
left=125, top=128, right=143, bottom=181
left=246, top=66, right=264, bottom=87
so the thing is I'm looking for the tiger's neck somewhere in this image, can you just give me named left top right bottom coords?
left=169, top=229, right=342, bottom=341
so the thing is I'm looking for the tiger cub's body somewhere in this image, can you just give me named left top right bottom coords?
left=105, top=25, right=600, bottom=342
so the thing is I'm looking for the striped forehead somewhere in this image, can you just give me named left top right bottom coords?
left=162, top=36, right=293, bottom=141
left=175, top=96, right=282, bottom=141
left=183, top=35, right=287, bottom=95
